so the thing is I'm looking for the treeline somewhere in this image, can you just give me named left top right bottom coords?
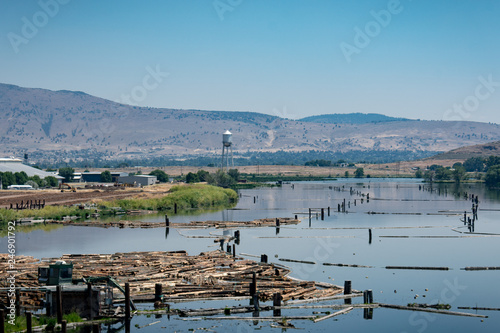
left=304, top=159, right=355, bottom=167
left=419, top=156, right=500, bottom=188
left=0, top=171, right=58, bottom=189
left=32, top=149, right=438, bottom=169
left=184, top=169, right=240, bottom=188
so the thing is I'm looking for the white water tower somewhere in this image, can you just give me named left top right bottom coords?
left=221, top=130, right=234, bottom=172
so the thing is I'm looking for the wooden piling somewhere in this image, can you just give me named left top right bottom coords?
left=232, top=244, right=236, bottom=258
left=344, top=280, right=352, bottom=305
left=26, top=311, right=32, bottom=333
left=15, top=288, right=20, bottom=317
left=276, top=218, right=280, bottom=227
left=250, top=272, right=257, bottom=296
left=0, top=310, right=4, bottom=333
left=92, top=324, right=99, bottom=333
left=87, top=282, right=93, bottom=320
left=56, top=285, right=63, bottom=324
left=174, top=203, right=177, bottom=214
left=338, top=204, right=341, bottom=212
left=227, top=244, right=231, bottom=254
left=327, top=207, right=330, bottom=216
left=165, top=214, right=169, bottom=227
left=261, top=254, right=268, bottom=264
left=125, top=282, right=131, bottom=319
left=61, top=320, right=67, bottom=333
left=369, top=229, right=372, bottom=244
left=155, top=283, right=162, bottom=302
left=273, top=293, right=281, bottom=317
left=321, top=208, right=324, bottom=220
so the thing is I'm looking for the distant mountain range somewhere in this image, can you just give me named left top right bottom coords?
left=1, top=83, right=500, bottom=165
left=299, top=113, right=411, bottom=124
left=431, top=140, right=500, bottom=160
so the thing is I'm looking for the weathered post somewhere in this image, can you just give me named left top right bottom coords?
left=275, top=218, right=280, bottom=227
left=260, top=254, right=268, bottom=264
left=92, top=324, right=99, bottom=333
left=273, top=293, right=281, bottom=317
left=250, top=272, right=257, bottom=296
left=321, top=208, right=324, bottom=220
left=0, top=310, right=4, bottom=333
left=369, top=229, right=372, bottom=244
left=87, top=282, right=93, bottom=320
left=26, top=311, right=32, bottom=333
left=327, top=206, right=330, bottom=216
left=61, top=320, right=67, bottom=333
left=15, top=288, right=20, bottom=317
left=125, top=283, right=130, bottom=319
left=174, top=203, right=177, bottom=214
left=295, top=214, right=298, bottom=220
left=232, top=244, right=236, bottom=258
left=165, top=214, right=169, bottom=227
left=219, top=239, right=224, bottom=251
left=155, top=283, right=162, bottom=302
left=309, top=208, right=312, bottom=219
left=338, top=203, right=341, bottom=212
left=344, top=280, right=352, bottom=305
left=56, top=285, right=63, bottom=324
left=226, top=244, right=231, bottom=254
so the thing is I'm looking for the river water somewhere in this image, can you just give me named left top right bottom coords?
left=4, top=178, right=500, bottom=332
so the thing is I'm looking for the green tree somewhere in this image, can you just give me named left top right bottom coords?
left=197, top=170, right=210, bottom=182
left=463, top=157, right=485, bottom=172
left=423, top=170, right=434, bottom=182
left=58, top=167, right=75, bottom=182
left=186, top=172, right=200, bottom=183
left=0, top=172, right=15, bottom=188
left=344, top=171, right=349, bottom=178
left=45, top=176, right=59, bottom=187
left=209, top=169, right=234, bottom=188
left=28, top=175, right=44, bottom=187
left=101, top=170, right=112, bottom=183
left=149, top=169, right=169, bottom=182
left=485, top=156, right=500, bottom=169
left=434, top=167, right=452, bottom=180
left=485, top=165, right=500, bottom=188
left=25, top=180, right=39, bottom=189
left=452, top=166, right=467, bottom=183
left=415, top=170, right=423, bottom=178
left=452, top=162, right=463, bottom=169
left=354, top=168, right=364, bottom=178
left=14, top=171, right=29, bottom=185
left=228, top=169, right=240, bottom=182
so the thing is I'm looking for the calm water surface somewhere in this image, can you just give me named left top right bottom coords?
left=3, top=179, right=500, bottom=332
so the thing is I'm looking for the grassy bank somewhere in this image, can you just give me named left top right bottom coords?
left=0, top=185, right=237, bottom=229
left=0, top=205, right=89, bottom=226
left=99, top=184, right=238, bottom=211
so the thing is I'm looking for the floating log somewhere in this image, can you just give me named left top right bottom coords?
left=385, top=266, right=449, bottom=271
left=458, top=306, right=500, bottom=311
left=379, top=303, right=488, bottom=318
left=462, top=267, right=500, bottom=271
left=279, top=258, right=316, bottom=265
left=313, top=306, right=353, bottom=323
left=324, top=263, right=373, bottom=268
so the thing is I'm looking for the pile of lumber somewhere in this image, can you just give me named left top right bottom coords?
left=0, top=250, right=341, bottom=310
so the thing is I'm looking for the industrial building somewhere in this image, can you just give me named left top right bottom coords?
left=80, top=171, right=128, bottom=183
left=0, top=158, right=63, bottom=182
left=118, top=175, right=157, bottom=187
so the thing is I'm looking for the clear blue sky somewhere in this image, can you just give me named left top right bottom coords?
left=1, top=0, right=499, bottom=122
